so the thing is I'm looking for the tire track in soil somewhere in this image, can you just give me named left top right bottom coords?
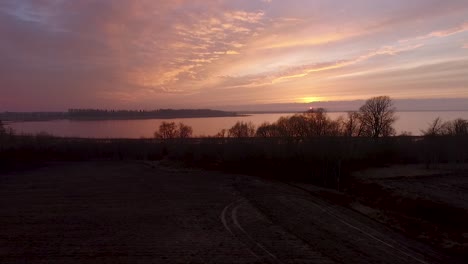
left=232, top=176, right=457, bottom=264
left=221, top=196, right=337, bottom=264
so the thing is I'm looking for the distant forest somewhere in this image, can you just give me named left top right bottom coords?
left=0, top=109, right=240, bottom=121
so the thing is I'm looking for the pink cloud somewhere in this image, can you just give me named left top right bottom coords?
left=429, top=22, right=468, bottom=37
left=213, top=42, right=423, bottom=89
left=400, top=22, right=468, bottom=43
left=1, top=0, right=468, bottom=110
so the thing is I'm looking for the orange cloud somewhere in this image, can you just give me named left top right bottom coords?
left=270, top=43, right=424, bottom=83
left=2, top=0, right=468, bottom=110
left=125, top=7, right=267, bottom=94
left=257, top=31, right=361, bottom=50
left=206, top=42, right=423, bottom=92
left=224, top=11, right=265, bottom=23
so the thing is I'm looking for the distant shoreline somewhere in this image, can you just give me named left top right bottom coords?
left=0, top=109, right=245, bottom=122
left=2, top=109, right=468, bottom=122
left=237, top=109, right=468, bottom=114
left=3, top=116, right=251, bottom=123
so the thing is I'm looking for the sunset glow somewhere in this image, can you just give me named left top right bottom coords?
left=300, top=97, right=324, bottom=103
left=1, top=0, right=467, bottom=110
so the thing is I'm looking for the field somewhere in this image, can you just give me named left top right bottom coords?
left=1, top=134, right=467, bottom=262
left=0, top=161, right=460, bottom=263
left=349, top=165, right=468, bottom=259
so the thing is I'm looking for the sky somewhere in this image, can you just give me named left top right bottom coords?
left=0, top=0, right=467, bottom=111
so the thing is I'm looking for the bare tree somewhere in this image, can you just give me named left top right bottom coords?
left=155, top=122, right=194, bottom=139
left=215, top=129, right=227, bottom=138
left=343, top=111, right=363, bottom=137
left=178, top=123, right=193, bottom=138
left=275, top=116, right=297, bottom=138
left=287, top=115, right=309, bottom=137
left=328, top=116, right=345, bottom=136
left=359, top=96, right=397, bottom=137
left=450, top=118, right=468, bottom=135
left=265, top=110, right=342, bottom=138
left=304, top=108, right=330, bottom=136
left=154, top=121, right=178, bottom=139
left=256, top=122, right=280, bottom=137
left=228, top=121, right=256, bottom=138
left=422, top=118, right=468, bottom=136
left=421, top=117, right=445, bottom=136
left=442, top=118, right=468, bottom=136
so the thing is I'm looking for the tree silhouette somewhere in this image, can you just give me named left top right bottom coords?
left=228, top=121, right=256, bottom=138
left=423, top=118, right=468, bottom=136
left=256, top=122, right=281, bottom=137
left=0, top=120, right=5, bottom=135
left=178, top=123, right=193, bottom=138
left=275, top=116, right=299, bottom=138
left=449, top=118, right=468, bottom=135
left=343, top=111, right=363, bottom=137
left=267, top=109, right=344, bottom=138
left=358, top=96, right=396, bottom=137
left=215, top=129, right=227, bottom=138
left=304, top=108, right=341, bottom=136
left=421, top=117, right=445, bottom=136
left=154, top=122, right=194, bottom=139
left=154, top=122, right=178, bottom=139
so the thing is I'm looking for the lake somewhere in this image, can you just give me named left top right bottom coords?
left=6, top=111, right=468, bottom=138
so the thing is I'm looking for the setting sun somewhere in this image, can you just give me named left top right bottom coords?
left=300, top=97, right=324, bottom=103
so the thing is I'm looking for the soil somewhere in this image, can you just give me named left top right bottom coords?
left=349, top=164, right=468, bottom=260
left=0, top=161, right=460, bottom=263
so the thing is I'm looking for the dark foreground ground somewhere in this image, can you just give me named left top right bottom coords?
left=349, top=165, right=468, bottom=259
left=0, top=162, right=461, bottom=263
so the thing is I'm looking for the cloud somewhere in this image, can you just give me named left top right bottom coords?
left=255, top=31, right=361, bottom=50
left=224, top=10, right=265, bottom=23
left=400, top=21, right=468, bottom=43
left=212, top=42, right=423, bottom=89
left=428, top=22, right=468, bottom=37
left=320, top=59, right=468, bottom=100
left=1, top=0, right=468, bottom=110
left=130, top=8, right=266, bottom=93
left=0, top=0, right=268, bottom=106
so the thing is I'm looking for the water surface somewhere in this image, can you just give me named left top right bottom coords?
left=7, top=112, right=468, bottom=138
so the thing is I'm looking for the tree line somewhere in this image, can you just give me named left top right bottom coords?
left=422, top=117, right=468, bottom=136
left=155, top=96, right=399, bottom=139
left=221, top=96, right=398, bottom=138
left=2, top=96, right=467, bottom=139
left=153, top=96, right=468, bottom=139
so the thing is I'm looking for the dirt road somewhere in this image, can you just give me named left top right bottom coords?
left=0, top=162, right=457, bottom=263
